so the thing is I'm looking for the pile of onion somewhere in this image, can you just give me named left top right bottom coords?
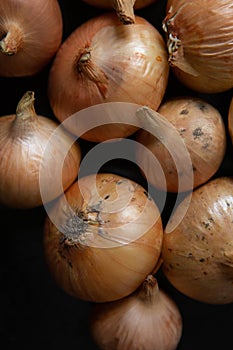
left=43, top=173, right=163, bottom=302
left=162, top=176, right=233, bottom=304
left=0, top=0, right=63, bottom=77
left=82, top=0, right=157, bottom=24
left=47, top=13, right=169, bottom=142
left=0, top=91, right=81, bottom=209
left=162, top=0, right=233, bottom=93
left=135, top=96, right=226, bottom=192
left=90, top=274, right=183, bottom=350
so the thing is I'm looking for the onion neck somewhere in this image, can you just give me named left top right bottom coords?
left=75, top=48, right=108, bottom=99
left=13, top=91, right=38, bottom=129
left=138, top=275, right=160, bottom=304
left=112, top=0, right=136, bottom=24
left=0, top=23, right=24, bottom=55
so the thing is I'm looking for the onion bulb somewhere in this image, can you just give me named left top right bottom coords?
left=162, top=176, right=233, bottom=304
left=82, top=0, right=157, bottom=24
left=0, top=0, right=63, bottom=77
left=43, top=173, right=163, bottom=302
left=162, top=0, right=233, bottom=93
left=47, top=13, right=169, bottom=141
left=228, top=97, right=233, bottom=141
left=0, top=91, right=81, bottom=209
left=135, top=96, right=226, bottom=192
left=90, top=274, right=183, bottom=350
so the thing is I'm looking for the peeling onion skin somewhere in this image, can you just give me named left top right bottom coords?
left=0, top=91, right=81, bottom=209
left=90, top=275, right=183, bottom=350
left=43, top=173, right=163, bottom=303
left=162, top=177, right=233, bottom=305
left=0, top=0, right=63, bottom=77
left=135, top=97, right=226, bottom=192
left=47, top=13, right=169, bottom=141
left=228, top=97, right=233, bottom=141
left=163, top=0, right=233, bottom=93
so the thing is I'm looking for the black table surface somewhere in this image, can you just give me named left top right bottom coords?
left=1, top=1, right=233, bottom=349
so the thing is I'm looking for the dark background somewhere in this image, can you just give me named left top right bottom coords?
left=0, top=0, right=233, bottom=349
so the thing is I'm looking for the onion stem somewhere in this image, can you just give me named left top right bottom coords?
left=112, top=0, right=136, bottom=24
left=138, top=274, right=159, bottom=304
left=14, top=91, right=37, bottom=124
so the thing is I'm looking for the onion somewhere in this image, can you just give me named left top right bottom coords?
left=0, top=0, right=63, bottom=77
left=162, top=0, right=233, bottom=93
left=47, top=13, right=169, bottom=142
left=0, top=91, right=81, bottom=209
left=228, top=96, right=233, bottom=141
left=43, top=173, right=163, bottom=302
left=82, top=0, right=157, bottom=24
left=162, top=176, right=233, bottom=304
left=135, top=96, right=226, bottom=192
left=90, top=275, right=183, bottom=350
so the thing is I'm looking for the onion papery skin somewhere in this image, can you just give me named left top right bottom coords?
left=162, top=177, right=233, bottom=304
left=163, top=0, right=233, bottom=93
left=47, top=13, right=169, bottom=141
left=135, top=96, right=226, bottom=192
left=90, top=275, right=183, bottom=350
left=0, top=92, right=81, bottom=209
left=43, top=173, right=163, bottom=302
left=228, top=97, right=233, bottom=141
left=0, top=0, right=63, bottom=77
